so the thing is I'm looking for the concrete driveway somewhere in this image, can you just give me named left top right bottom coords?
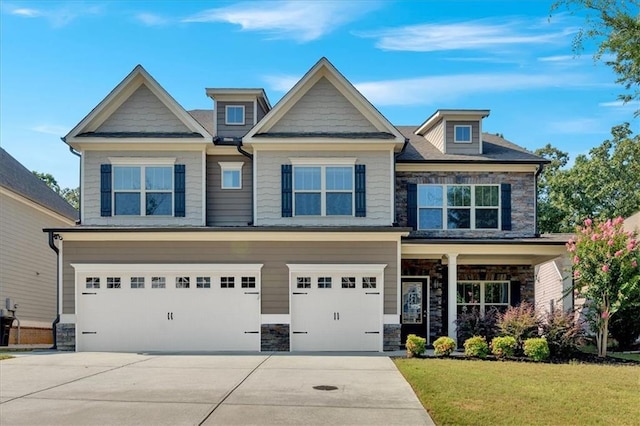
left=0, top=352, right=434, bottom=425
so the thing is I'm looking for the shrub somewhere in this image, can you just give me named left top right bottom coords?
left=541, top=309, right=584, bottom=359
left=491, top=336, right=517, bottom=358
left=497, top=303, right=541, bottom=353
left=464, top=336, right=489, bottom=358
left=524, top=338, right=550, bottom=361
left=455, top=306, right=499, bottom=346
left=609, top=303, right=640, bottom=350
left=405, top=334, right=426, bottom=357
left=433, top=336, right=456, bottom=356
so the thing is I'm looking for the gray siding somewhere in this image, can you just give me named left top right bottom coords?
left=445, top=120, right=480, bottom=155
left=206, top=155, right=253, bottom=226
left=256, top=150, right=393, bottom=226
left=96, top=85, right=190, bottom=133
left=83, top=150, right=203, bottom=226
left=425, top=118, right=444, bottom=153
left=396, top=171, right=536, bottom=238
left=216, top=101, right=254, bottom=138
left=269, top=77, right=378, bottom=134
left=0, top=193, right=71, bottom=325
left=257, top=103, right=267, bottom=122
left=62, top=240, right=398, bottom=315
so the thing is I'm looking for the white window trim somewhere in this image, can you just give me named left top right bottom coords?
left=108, top=157, right=176, bottom=165
left=454, top=125, right=472, bottom=143
left=218, top=162, right=244, bottom=189
left=292, top=163, right=356, bottom=217
left=289, top=157, right=357, bottom=166
left=112, top=164, right=174, bottom=217
left=417, top=184, right=501, bottom=230
left=457, top=280, right=510, bottom=316
left=225, top=105, right=245, bottom=125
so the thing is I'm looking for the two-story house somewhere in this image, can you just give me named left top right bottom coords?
left=46, top=58, right=566, bottom=352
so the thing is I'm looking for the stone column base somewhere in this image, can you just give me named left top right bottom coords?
left=261, top=324, right=290, bottom=351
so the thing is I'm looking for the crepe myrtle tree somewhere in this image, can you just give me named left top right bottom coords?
left=566, top=217, right=640, bottom=357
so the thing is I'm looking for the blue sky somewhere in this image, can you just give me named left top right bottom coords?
left=1, top=0, right=638, bottom=189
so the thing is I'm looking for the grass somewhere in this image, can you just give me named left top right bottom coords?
left=395, top=358, right=640, bottom=426
left=0, top=354, right=15, bottom=361
left=580, top=344, right=640, bottom=362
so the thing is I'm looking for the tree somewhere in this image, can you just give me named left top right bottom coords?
left=536, top=123, right=640, bottom=232
left=551, top=0, right=640, bottom=116
left=32, top=171, right=79, bottom=210
left=566, top=217, right=640, bottom=357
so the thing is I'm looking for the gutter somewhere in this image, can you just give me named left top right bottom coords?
left=47, top=231, right=60, bottom=349
left=236, top=141, right=253, bottom=160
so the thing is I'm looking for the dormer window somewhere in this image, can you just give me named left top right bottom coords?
left=454, top=125, right=472, bottom=143
left=225, top=105, right=245, bottom=125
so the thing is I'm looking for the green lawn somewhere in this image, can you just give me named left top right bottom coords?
left=0, top=354, right=15, bottom=361
left=395, top=358, right=640, bottom=426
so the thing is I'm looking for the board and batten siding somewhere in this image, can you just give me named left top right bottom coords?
left=62, top=240, right=398, bottom=315
left=256, top=150, right=392, bottom=226
left=206, top=155, right=253, bottom=226
left=0, top=193, right=72, bottom=325
left=268, top=77, right=379, bottom=134
left=82, top=150, right=203, bottom=226
left=96, top=85, right=190, bottom=134
left=445, top=120, right=480, bottom=154
left=216, top=101, right=254, bottom=138
left=424, top=118, right=444, bottom=153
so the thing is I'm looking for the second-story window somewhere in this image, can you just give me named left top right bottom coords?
left=113, top=166, right=173, bottom=216
left=219, top=162, right=243, bottom=189
left=225, top=105, right=245, bottom=125
left=418, top=184, right=499, bottom=230
left=454, top=125, right=472, bottom=143
left=293, top=166, right=353, bottom=216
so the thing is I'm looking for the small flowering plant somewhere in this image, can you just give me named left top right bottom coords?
left=566, top=217, right=640, bottom=357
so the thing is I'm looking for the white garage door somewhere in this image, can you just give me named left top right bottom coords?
left=289, top=264, right=385, bottom=351
left=72, top=264, right=262, bottom=352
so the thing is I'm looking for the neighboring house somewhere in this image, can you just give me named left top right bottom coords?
left=0, top=148, right=77, bottom=344
left=45, top=58, right=566, bottom=352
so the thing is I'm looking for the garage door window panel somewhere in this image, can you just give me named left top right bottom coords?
left=197, top=277, right=211, bottom=288
left=106, top=277, right=121, bottom=289
left=176, top=277, right=190, bottom=289
left=221, top=277, right=235, bottom=288
left=131, top=277, right=145, bottom=289
left=297, top=277, right=311, bottom=289
left=318, top=277, right=332, bottom=289
left=152, top=277, right=166, bottom=289
left=241, top=277, right=256, bottom=288
left=362, top=277, right=377, bottom=289
left=342, top=277, right=356, bottom=289
left=86, top=277, right=100, bottom=289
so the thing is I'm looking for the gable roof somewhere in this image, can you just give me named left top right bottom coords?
left=397, top=126, right=548, bottom=163
left=64, top=65, right=211, bottom=145
left=244, top=57, right=405, bottom=147
left=0, top=148, right=78, bottom=221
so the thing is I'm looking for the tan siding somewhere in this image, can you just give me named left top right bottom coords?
left=445, top=120, right=480, bottom=154
left=424, top=118, right=444, bottom=153
left=83, top=150, right=203, bottom=226
left=0, top=193, right=71, bottom=324
left=206, top=155, right=253, bottom=226
left=62, top=240, right=398, bottom=315
left=96, top=85, right=190, bottom=133
left=256, top=150, right=392, bottom=226
left=269, top=77, right=378, bottom=134
left=216, top=101, right=254, bottom=138
left=624, top=211, right=640, bottom=232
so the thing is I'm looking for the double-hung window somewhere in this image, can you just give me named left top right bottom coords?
left=219, top=162, right=243, bottom=189
left=293, top=165, right=353, bottom=216
left=113, top=164, right=173, bottom=216
left=457, top=281, right=510, bottom=316
left=417, top=184, right=499, bottom=230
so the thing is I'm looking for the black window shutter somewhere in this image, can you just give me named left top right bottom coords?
left=510, top=281, right=521, bottom=306
left=407, top=183, right=417, bottom=229
left=174, top=164, right=185, bottom=217
left=100, top=164, right=112, bottom=217
left=281, top=164, right=292, bottom=217
left=355, top=164, right=366, bottom=217
left=501, top=183, right=512, bottom=230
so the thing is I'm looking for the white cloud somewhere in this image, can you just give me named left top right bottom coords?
left=10, top=8, right=42, bottom=18
left=598, top=100, right=640, bottom=108
left=353, top=72, right=591, bottom=106
left=262, top=74, right=300, bottom=92
left=537, top=55, right=576, bottom=62
left=182, top=1, right=380, bottom=42
left=32, top=124, right=69, bottom=136
left=548, top=118, right=607, bottom=135
left=3, top=3, right=103, bottom=27
left=135, top=12, right=168, bottom=26
left=358, top=19, right=576, bottom=52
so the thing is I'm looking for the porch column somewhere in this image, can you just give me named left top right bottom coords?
left=447, top=253, right=458, bottom=340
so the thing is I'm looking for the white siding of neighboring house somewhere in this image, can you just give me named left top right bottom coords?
left=96, top=85, right=191, bottom=133
left=624, top=211, right=640, bottom=233
left=535, top=256, right=573, bottom=315
left=255, top=150, right=392, bottom=226
left=268, top=77, right=379, bottom=134
left=82, top=150, right=204, bottom=226
left=0, top=191, right=73, bottom=326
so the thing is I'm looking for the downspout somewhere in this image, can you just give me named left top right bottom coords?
left=236, top=141, right=253, bottom=160
left=67, top=144, right=81, bottom=224
left=534, top=163, right=544, bottom=237
left=393, top=138, right=409, bottom=226
left=48, top=231, right=60, bottom=349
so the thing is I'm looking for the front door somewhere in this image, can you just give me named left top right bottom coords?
left=400, top=278, right=429, bottom=346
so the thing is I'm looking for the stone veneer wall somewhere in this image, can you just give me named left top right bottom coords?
left=261, top=324, right=290, bottom=351
left=395, top=171, right=536, bottom=238
left=402, top=260, right=535, bottom=340
left=383, top=324, right=401, bottom=351
left=56, top=323, right=76, bottom=351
